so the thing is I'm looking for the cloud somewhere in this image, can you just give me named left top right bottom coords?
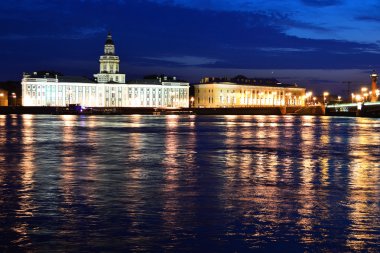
left=356, top=16, right=380, bottom=23
left=299, top=0, right=343, bottom=7
left=149, top=0, right=380, bottom=44
left=258, top=47, right=316, bottom=53
left=143, top=56, right=221, bottom=66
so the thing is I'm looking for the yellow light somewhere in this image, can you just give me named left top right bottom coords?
left=323, top=92, right=329, bottom=96
left=355, top=95, right=362, bottom=101
left=361, top=87, right=368, bottom=92
left=0, top=93, right=3, bottom=97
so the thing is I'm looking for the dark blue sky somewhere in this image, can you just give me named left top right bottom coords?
left=1, top=0, right=380, bottom=94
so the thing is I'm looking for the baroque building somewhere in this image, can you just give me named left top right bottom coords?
left=94, top=33, right=125, bottom=84
left=193, top=76, right=306, bottom=108
left=22, top=33, right=189, bottom=108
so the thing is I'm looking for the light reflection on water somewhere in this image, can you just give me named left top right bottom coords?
left=0, top=114, right=379, bottom=252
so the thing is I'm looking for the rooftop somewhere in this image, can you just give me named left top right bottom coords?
left=24, top=71, right=95, bottom=83
left=200, top=75, right=300, bottom=88
left=105, top=32, right=114, bottom=45
left=127, top=75, right=188, bottom=85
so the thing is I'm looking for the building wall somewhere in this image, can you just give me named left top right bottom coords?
left=22, top=78, right=190, bottom=108
left=194, top=83, right=306, bottom=108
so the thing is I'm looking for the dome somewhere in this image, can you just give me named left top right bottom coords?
left=105, top=32, right=114, bottom=45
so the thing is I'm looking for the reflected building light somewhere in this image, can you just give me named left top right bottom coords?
left=61, top=115, right=77, bottom=127
left=162, top=118, right=180, bottom=227
left=258, top=122, right=265, bottom=128
left=166, top=115, right=179, bottom=128
left=15, top=113, right=37, bottom=240
left=346, top=151, right=379, bottom=251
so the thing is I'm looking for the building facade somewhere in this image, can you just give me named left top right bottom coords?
left=94, top=33, right=126, bottom=84
left=0, top=89, right=8, bottom=106
left=22, top=34, right=189, bottom=108
left=193, top=76, right=306, bottom=108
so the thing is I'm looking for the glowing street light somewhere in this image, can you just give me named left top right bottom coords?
left=323, top=92, right=329, bottom=104
left=363, top=92, right=369, bottom=102
left=305, top=91, right=313, bottom=105
left=11, top=92, right=17, bottom=106
left=190, top=96, right=194, bottom=108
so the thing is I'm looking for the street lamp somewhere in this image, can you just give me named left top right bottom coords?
left=363, top=92, right=369, bottom=102
left=323, top=92, right=329, bottom=104
left=11, top=92, right=17, bottom=106
left=308, top=92, right=313, bottom=103
left=351, top=93, right=355, bottom=103
left=361, top=87, right=368, bottom=97
left=313, top=97, right=317, bottom=105
left=190, top=97, right=194, bottom=108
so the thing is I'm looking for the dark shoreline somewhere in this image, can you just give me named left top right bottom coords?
left=0, top=106, right=326, bottom=116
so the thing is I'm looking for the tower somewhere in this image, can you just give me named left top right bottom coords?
left=94, top=32, right=125, bottom=83
left=370, top=71, right=378, bottom=102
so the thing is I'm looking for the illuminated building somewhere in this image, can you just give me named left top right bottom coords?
left=21, top=33, right=189, bottom=108
left=370, top=72, right=378, bottom=102
left=194, top=76, right=306, bottom=108
left=0, top=89, right=8, bottom=106
left=94, top=33, right=126, bottom=84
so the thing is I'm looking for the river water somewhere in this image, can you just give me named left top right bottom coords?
left=0, top=115, right=379, bottom=252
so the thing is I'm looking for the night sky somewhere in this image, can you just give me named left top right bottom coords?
left=1, top=0, right=380, bottom=95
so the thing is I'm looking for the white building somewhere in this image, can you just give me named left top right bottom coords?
left=94, top=33, right=125, bottom=84
left=22, top=33, right=190, bottom=108
left=194, top=76, right=306, bottom=108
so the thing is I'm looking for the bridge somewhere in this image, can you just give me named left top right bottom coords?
left=326, top=102, right=380, bottom=117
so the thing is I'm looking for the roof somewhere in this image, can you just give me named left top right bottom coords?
left=58, top=76, right=95, bottom=83
left=105, top=32, right=114, bottom=45
left=200, top=75, right=300, bottom=88
left=127, top=79, right=162, bottom=85
left=26, top=71, right=63, bottom=78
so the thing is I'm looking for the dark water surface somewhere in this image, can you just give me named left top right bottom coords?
left=0, top=115, right=379, bottom=252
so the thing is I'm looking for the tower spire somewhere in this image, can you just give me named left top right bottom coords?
left=370, top=70, right=378, bottom=102
left=94, top=33, right=125, bottom=84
